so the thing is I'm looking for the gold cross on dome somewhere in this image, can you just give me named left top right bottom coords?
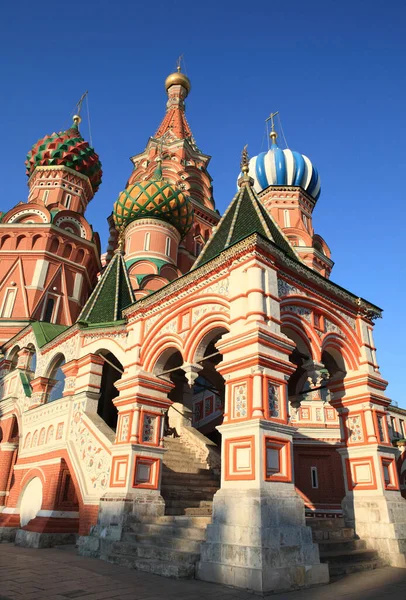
left=76, top=91, right=88, bottom=116
left=265, top=111, right=279, bottom=133
left=176, top=54, right=184, bottom=72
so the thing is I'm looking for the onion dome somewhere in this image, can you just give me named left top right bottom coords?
left=165, top=65, right=191, bottom=97
left=25, top=115, right=102, bottom=192
left=246, top=131, right=321, bottom=201
left=113, top=161, right=194, bottom=239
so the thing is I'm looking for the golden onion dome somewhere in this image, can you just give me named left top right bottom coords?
left=113, top=161, right=194, bottom=239
left=165, top=66, right=191, bottom=96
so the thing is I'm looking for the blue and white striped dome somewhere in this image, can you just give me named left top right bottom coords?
left=246, top=141, right=321, bottom=201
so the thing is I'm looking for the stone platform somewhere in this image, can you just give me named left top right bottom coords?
left=0, top=543, right=406, bottom=599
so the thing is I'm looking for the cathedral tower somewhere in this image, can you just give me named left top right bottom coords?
left=0, top=113, right=103, bottom=342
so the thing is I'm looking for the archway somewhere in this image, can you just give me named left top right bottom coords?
left=96, top=351, right=123, bottom=431
left=19, top=477, right=43, bottom=527
left=191, top=328, right=227, bottom=446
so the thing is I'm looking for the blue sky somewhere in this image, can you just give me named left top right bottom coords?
left=1, top=0, right=405, bottom=404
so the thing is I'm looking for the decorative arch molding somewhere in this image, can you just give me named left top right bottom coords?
left=6, top=206, right=49, bottom=224
left=185, top=317, right=230, bottom=364
left=19, top=467, right=47, bottom=491
left=143, top=337, right=184, bottom=374
left=281, top=313, right=321, bottom=361
left=53, top=214, right=88, bottom=239
left=44, top=352, right=66, bottom=379
left=322, top=333, right=359, bottom=372
left=80, top=339, right=127, bottom=366
left=281, top=319, right=315, bottom=360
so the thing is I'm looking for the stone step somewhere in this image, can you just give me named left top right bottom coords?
left=162, top=463, right=210, bottom=473
left=163, top=499, right=213, bottom=509
left=328, top=559, right=384, bottom=578
left=312, top=527, right=355, bottom=541
left=161, top=488, right=219, bottom=498
left=318, top=539, right=366, bottom=553
left=123, top=532, right=203, bottom=552
left=130, top=523, right=207, bottom=540
left=110, top=541, right=200, bottom=564
left=165, top=506, right=213, bottom=516
left=105, top=553, right=196, bottom=579
left=161, top=470, right=220, bottom=483
left=149, top=515, right=212, bottom=527
left=320, top=548, right=379, bottom=565
left=306, top=518, right=345, bottom=529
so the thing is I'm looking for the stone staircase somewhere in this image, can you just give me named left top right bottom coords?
left=104, top=515, right=211, bottom=578
left=101, top=435, right=220, bottom=577
left=161, top=436, right=220, bottom=516
left=307, top=517, right=384, bottom=577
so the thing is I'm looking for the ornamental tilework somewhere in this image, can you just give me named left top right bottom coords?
left=268, top=383, right=280, bottom=418
left=69, top=410, right=110, bottom=490
left=142, top=414, right=157, bottom=443
left=234, top=384, right=248, bottom=419
left=377, top=416, right=385, bottom=442
left=56, top=423, right=64, bottom=440
left=316, top=408, right=322, bottom=422
left=348, top=415, right=364, bottom=443
left=120, top=415, right=130, bottom=442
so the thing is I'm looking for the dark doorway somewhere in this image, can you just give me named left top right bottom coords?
left=97, top=353, right=123, bottom=431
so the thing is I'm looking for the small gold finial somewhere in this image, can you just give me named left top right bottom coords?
left=176, top=54, right=183, bottom=72
left=265, top=111, right=279, bottom=145
left=117, top=226, right=126, bottom=253
left=241, top=144, right=249, bottom=174
left=73, top=114, right=82, bottom=125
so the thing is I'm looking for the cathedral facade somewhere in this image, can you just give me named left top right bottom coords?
left=0, top=67, right=405, bottom=593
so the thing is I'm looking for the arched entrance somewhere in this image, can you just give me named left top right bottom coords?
left=282, top=326, right=346, bottom=516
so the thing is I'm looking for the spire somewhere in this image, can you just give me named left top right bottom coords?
left=155, top=63, right=193, bottom=140
left=193, top=147, right=297, bottom=269
left=78, top=250, right=135, bottom=325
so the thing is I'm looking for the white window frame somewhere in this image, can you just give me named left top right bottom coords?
left=64, top=194, right=72, bottom=209
left=0, top=287, right=17, bottom=318
left=165, top=237, right=171, bottom=256
left=43, top=190, right=49, bottom=202
left=144, top=232, right=150, bottom=251
left=284, top=209, right=291, bottom=228
left=311, top=466, right=318, bottom=489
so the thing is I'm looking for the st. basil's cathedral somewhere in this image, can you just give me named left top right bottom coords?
left=0, top=66, right=406, bottom=594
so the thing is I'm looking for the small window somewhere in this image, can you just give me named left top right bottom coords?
left=43, top=190, right=49, bottom=202
left=195, top=242, right=203, bottom=256
left=284, top=209, right=291, bottom=228
left=302, top=213, right=308, bottom=230
left=400, top=420, right=405, bottom=438
left=144, top=232, right=150, bottom=251
left=311, top=466, right=318, bottom=489
left=391, top=417, right=399, bottom=438
left=1, top=288, right=17, bottom=318
left=64, top=194, right=72, bottom=209
left=165, top=237, right=171, bottom=256
left=43, top=297, right=55, bottom=323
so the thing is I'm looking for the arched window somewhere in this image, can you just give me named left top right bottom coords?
left=43, top=297, right=55, bottom=323
left=144, top=233, right=150, bottom=251
left=48, top=355, right=66, bottom=403
left=62, top=244, right=72, bottom=259
left=165, top=237, right=171, bottom=256
left=64, top=194, right=72, bottom=209
left=284, top=210, right=291, bottom=228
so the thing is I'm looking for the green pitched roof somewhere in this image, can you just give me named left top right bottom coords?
left=78, top=250, right=135, bottom=325
left=192, top=178, right=298, bottom=269
left=31, top=321, right=68, bottom=348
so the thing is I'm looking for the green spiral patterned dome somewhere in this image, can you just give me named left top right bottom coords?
left=25, top=118, right=102, bottom=192
left=113, top=163, right=194, bottom=238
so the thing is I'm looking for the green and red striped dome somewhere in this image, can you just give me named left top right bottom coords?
left=25, top=118, right=102, bottom=192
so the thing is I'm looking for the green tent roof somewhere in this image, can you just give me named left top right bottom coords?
left=31, top=321, right=68, bottom=348
left=78, top=250, right=135, bottom=325
left=192, top=178, right=297, bottom=269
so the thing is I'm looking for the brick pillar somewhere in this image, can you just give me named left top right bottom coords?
left=332, top=371, right=406, bottom=567
left=197, top=265, right=329, bottom=593
left=80, top=369, right=173, bottom=552
left=0, top=442, right=17, bottom=508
